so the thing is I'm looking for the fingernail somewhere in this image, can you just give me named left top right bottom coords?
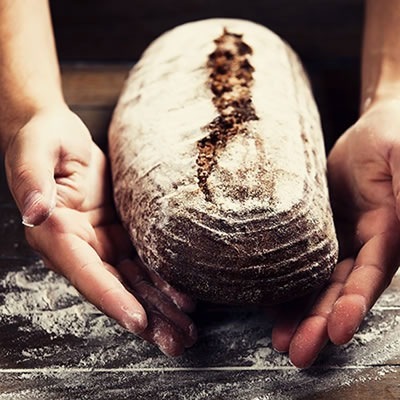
left=22, top=218, right=35, bottom=228
left=288, top=358, right=306, bottom=370
left=288, top=358, right=297, bottom=367
left=120, top=307, right=147, bottom=334
left=289, top=356, right=317, bottom=370
left=22, top=191, right=55, bottom=226
left=189, top=323, right=197, bottom=341
left=184, top=323, right=198, bottom=348
left=22, top=191, right=42, bottom=227
left=272, top=346, right=287, bottom=354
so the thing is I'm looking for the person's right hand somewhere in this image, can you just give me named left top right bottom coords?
left=3, top=106, right=197, bottom=355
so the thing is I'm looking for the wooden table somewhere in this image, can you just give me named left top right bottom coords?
left=0, top=64, right=398, bottom=400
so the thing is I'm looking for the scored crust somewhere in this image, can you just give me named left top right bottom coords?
left=109, top=19, right=338, bottom=305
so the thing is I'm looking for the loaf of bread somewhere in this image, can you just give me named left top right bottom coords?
left=109, top=19, right=338, bottom=305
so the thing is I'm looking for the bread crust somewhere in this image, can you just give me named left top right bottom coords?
left=109, top=19, right=338, bottom=305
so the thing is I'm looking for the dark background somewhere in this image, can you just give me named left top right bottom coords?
left=49, top=0, right=365, bottom=150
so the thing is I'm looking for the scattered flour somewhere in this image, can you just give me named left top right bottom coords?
left=0, top=262, right=398, bottom=400
left=0, top=263, right=119, bottom=339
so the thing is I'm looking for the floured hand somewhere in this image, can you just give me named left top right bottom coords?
left=271, top=98, right=400, bottom=368
left=4, top=107, right=197, bottom=356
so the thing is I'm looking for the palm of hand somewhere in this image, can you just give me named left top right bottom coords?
left=7, top=109, right=196, bottom=356
left=272, top=99, right=400, bottom=368
left=330, top=100, right=400, bottom=254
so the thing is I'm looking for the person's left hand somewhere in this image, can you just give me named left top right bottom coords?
left=270, top=98, right=400, bottom=368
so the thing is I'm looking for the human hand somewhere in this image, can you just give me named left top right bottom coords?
left=4, top=106, right=197, bottom=355
left=271, top=98, right=400, bottom=368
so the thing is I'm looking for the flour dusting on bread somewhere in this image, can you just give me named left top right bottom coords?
left=109, top=19, right=338, bottom=305
left=197, top=29, right=258, bottom=201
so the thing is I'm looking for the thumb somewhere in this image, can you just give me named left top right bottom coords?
left=5, top=127, right=57, bottom=227
left=390, top=145, right=400, bottom=222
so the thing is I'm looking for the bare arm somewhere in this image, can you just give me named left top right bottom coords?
left=0, top=0, right=196, bottom=355
left=0, top=0, right=64, bottom=151
left=272, top=0, right=400, bottom=368
left=362, top=0, right=400, bottom=111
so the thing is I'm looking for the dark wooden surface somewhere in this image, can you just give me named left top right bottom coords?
left=51, top=0, right=364, bottom=148
left=0, top=63, right=398, bottom=399
left=60, top=61, right=358, bottom=153
left=1, top=2, right=399, bottom=398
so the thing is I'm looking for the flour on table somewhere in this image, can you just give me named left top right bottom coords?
left=0, top=262, right=399, bottom=400
left=0, top=262, right=120, bottom=339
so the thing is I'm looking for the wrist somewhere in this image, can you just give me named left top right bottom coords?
left=361, top=55, right=400, bottom=114
left=361, top=0, right=400, bottom=114
left=361, top=47, right=400, bottom=113
left=360, top=90, right=400, bottom=120
left=361, top=80, right=400, bottom=114
left=0, top=100, right=68, bottom=154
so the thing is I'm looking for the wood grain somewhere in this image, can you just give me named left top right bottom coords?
left=0, top=368, right=398, bottom=400
left=60, top=62, right=359, bottom=151
left=54, top=0, right=363, bottom=148
left=0, top=61, right=398, bottom=399
left=0, top=261, right=398, bottom=399
left=61, top=64, right=130, bottom=107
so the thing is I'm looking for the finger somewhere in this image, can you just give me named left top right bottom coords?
left=148, top=271, right=196, bottom=313
left=289, top=318, right=329, bottom=369
left=328, top=231, right=400, bottom=345
left=43, top=252, right=124, bottom=282
left=81, top=143, right=113, bottom=210
left=135, top=281, right=197, bottom=348
left=271, top=291, right=319, bottom=354
left=41, top=256, right=56, bottom=272
left=139, top=311, right=187, bottom=357
left=287, top=259, right=354, bottom=368
left=271, top=289, right=321, bottom=353
left=135, top=256, right=196, bottom=313
left=91, top=224, right=132, bottom=265
left=118, top=259, right=197, bottom=347
left=5, top=127, right=57, bottom=226
left=39, top=228, right=124, bottom=282
left=29, top=215, right=148, bottom=334
left=102, top=262, right=124, bottom=283
left=390, top=146, right=400, bottom=222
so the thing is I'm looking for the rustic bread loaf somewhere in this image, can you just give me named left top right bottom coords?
left=109, top=19, right=338, bottom=305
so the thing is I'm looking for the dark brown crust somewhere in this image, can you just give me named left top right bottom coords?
left=109, top=20, right=338, bottom=306
left=196, top=29, right=259, bottom=201
left=149, top=176, right=338, bottom=305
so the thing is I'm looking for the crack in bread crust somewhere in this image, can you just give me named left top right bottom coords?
left=196, top=29, right=259, bottom=201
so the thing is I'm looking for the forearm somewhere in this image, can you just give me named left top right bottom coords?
left=361, top=0, right=400, bottom=112
left=0, top=0, right=65, bottom=152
